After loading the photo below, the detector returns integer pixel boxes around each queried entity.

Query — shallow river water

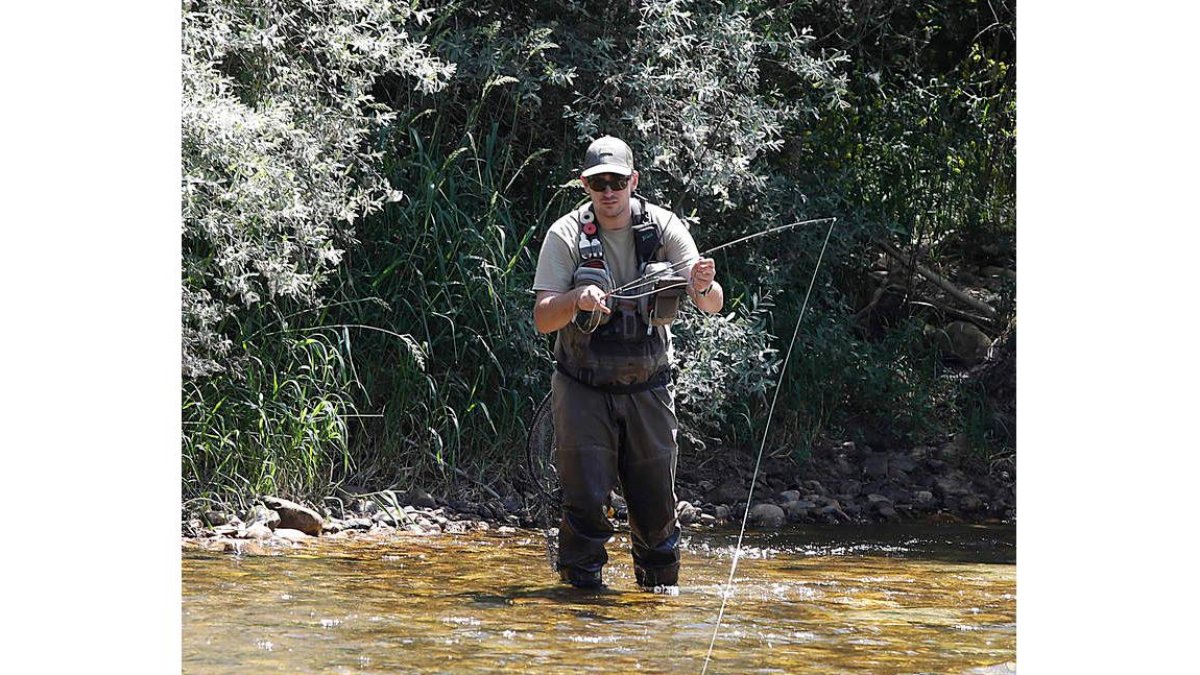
[182,523,1014,673]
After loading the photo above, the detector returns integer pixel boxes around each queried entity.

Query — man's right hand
[575,285,612,314]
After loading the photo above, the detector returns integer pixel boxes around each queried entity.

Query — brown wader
[551,369,680,588]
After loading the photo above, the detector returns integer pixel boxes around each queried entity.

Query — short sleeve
[532,223,578,293]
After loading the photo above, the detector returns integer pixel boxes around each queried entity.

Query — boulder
[748,503,786,529]
[262,497,323,536]
[708,477,749,505]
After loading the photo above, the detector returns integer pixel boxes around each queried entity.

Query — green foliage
[181,0,454,378]
[182,333,355,505]
[671,293,779,449]
[181,0,1016,504]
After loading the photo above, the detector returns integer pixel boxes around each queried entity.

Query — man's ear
[630,170,639,191]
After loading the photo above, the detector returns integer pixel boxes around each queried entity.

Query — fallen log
[873,238,999,319]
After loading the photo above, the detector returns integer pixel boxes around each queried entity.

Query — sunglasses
[585,174,630,192]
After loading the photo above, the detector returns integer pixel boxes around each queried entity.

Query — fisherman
[532,136,724,591]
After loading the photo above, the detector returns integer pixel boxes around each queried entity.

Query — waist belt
[555,362,670,394]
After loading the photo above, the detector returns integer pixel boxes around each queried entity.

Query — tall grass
[324,97,572,492]
[182,332,356,510]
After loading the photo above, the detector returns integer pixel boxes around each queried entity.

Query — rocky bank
[183,433,1013,552]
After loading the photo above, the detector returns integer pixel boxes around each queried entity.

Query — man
[532,135,723,591]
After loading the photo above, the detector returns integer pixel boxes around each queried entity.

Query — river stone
[840,480,863,497]
[699,513,717,526]
[877,505,899,521]
[863,453,889,479]
[202,510,230,527]
[714,505,731,520]
[273,528,310,541]
[783,501,811,523]
[242,523,274,540]
[935,475,972,499]
[676,501,702,525]
[748,503,786,529]
[866,493,893,507]
[244,505,281,530]
[801,480,827,496]
[778,490,801,503]
[708,477,749,505]
[960,495,984,512]
[262,497,323,536]
[944,321,992,366]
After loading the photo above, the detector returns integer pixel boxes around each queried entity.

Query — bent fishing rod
[605,217,837,300]
[698,215,838,675]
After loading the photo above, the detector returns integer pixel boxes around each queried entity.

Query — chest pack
[571,197,687,334]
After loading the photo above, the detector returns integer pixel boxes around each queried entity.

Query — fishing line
[700,216,837,675]
[605,217,837,298]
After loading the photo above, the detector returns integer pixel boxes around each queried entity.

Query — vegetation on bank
[182,0,1016,512]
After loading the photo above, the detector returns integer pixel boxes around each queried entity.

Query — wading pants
[551,370,681,587]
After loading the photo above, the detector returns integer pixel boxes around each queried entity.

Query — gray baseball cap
[581,135,634,177]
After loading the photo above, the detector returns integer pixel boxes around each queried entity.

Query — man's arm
[534,286,611,334]
[685,257,724,314]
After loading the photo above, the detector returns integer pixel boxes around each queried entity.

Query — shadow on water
[691,522,1016,566]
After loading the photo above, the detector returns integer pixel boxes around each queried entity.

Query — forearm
[687,281,724,313]
[534,289,584,334]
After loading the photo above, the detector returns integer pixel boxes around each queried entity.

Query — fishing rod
[605,217,837,300]
[699,215,838,674]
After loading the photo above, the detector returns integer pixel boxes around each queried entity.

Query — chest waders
[551,197,688,590]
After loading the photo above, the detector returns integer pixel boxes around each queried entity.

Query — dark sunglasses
[585,174,630,192]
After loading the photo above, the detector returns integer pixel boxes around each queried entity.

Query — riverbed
[182,523,1014,673]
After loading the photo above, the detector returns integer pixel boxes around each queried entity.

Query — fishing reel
[638,261,687,328]
[572,261,614,333]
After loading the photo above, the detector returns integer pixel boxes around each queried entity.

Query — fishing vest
[554,197,685,393]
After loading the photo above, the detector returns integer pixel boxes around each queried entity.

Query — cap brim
[581,164,633,177]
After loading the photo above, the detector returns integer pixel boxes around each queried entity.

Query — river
[182,523,1014,673]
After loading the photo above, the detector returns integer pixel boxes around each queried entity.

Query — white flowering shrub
[181,0,455,379]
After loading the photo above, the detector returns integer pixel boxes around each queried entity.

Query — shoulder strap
[630,196,664,265]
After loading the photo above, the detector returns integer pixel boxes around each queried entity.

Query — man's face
[582,171,639,227]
